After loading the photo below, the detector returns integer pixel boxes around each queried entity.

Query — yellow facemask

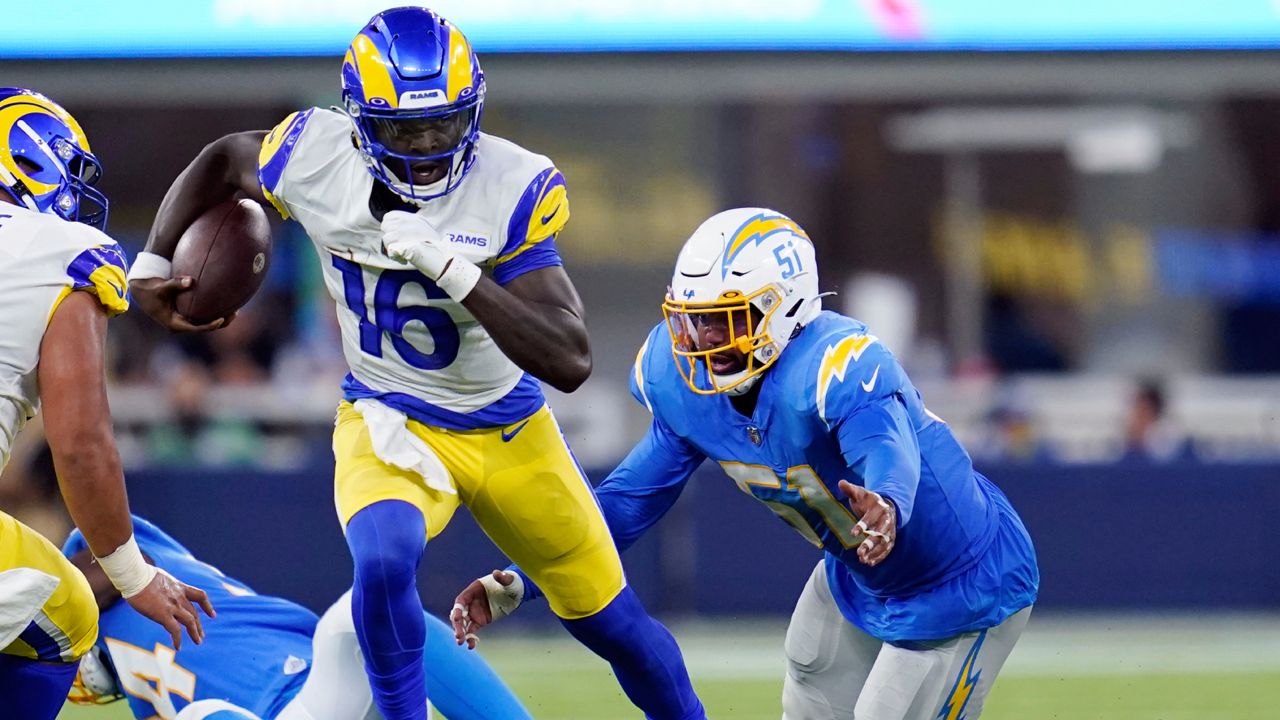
[661,286,784,395]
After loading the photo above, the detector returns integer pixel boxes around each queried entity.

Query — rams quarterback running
[0,88,212,719]
[456,208,1041,720]
[61,514,531,720]
[129,7,703,720]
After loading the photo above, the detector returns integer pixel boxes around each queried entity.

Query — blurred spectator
[172,299,292,385]
[145,361,263,467]
[1122,380,1190,462]
[970,386,1047,463]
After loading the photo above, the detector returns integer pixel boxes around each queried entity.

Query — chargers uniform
[573,311,1040,719]
[63,518,314,720]
[62,516,532,720]
[0,203,129,665]
[256,104,623,619]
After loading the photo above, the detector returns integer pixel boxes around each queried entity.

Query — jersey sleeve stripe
[65,244,130,317]
[497,167,569,263]
[491,237,562,285]
[633,337,653,413]
[815,333,877,425]
[257,109,315,220]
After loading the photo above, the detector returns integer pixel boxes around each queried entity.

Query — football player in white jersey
[0,87,212,720]
[128,8,705,720]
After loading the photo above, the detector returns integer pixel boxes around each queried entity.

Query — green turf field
[58,614,1280,719]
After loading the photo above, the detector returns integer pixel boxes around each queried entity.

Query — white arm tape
[479,571,525,622]
[126,252,173,282]
[96,534,159,598]
[435,258,483,302]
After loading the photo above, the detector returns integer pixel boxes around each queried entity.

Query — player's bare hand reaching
[126,570,216,650]
[838,480,897,567]
[451,570,525,649]
[129,276,231,333]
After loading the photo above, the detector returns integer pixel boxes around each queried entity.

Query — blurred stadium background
[3,1,1280,717]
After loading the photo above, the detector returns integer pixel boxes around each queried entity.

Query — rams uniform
[0,203,129,664]
[257,107,622,618]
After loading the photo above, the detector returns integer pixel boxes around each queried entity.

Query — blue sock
[0,653,78,720]
[346,500,429,720]
[562,587,705,720]
[421,610,533,720]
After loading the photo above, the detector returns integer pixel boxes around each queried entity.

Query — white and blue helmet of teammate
[663,208,821,396]
[0,88,108,229]
[340,7,485,203]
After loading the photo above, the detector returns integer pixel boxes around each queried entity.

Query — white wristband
[96,534,159,599]
[479,571,525,622]
[126,252,172,282]
[435,258,482,302]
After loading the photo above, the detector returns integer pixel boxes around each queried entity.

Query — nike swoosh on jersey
[501,420,531,442]
[540,207,560,225]
[861,365,881,393]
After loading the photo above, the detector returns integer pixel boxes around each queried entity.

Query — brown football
[172,198,272,324]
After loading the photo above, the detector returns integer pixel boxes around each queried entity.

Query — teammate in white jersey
[129,8,705,720]
[0,87,212,720]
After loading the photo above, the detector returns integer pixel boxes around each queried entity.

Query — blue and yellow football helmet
[341,7,485,203]
[0,88,107,229]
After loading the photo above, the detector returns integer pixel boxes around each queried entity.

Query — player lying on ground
[0,87,212,720]
[454,208,1041,720]
[128,7,703,720]
[62,514,532,720]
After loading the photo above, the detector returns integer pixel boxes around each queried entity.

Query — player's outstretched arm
[131,130,267,333]
[41,292,215,648]
[451,417,704,647]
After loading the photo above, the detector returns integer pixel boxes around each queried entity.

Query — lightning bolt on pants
[782,560,1032,720]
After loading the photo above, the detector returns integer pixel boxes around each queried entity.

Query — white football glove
[380,210,482,301]
[479,570,525,622]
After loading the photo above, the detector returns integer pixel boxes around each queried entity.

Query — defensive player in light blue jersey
[456,208,1040,720]
[62,515,532,720]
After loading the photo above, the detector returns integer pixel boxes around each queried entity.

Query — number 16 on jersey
[331,255,460,370]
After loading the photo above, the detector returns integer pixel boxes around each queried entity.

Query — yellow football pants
[0,510,97,662]
[333,402,624,619]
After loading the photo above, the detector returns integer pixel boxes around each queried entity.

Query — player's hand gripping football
[450,569,525,650]
[129,277,232,333]
[125,569,216,651]
[838,480,897,567]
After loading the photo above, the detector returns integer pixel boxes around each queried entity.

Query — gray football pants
[782,560,1031,720]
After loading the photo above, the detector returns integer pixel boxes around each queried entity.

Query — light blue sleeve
[422,611,532,719]
[814,336,922,527]
[594,416,706,553]
[516,415,705,602]
[833,394,922,527]
[515,329,704,601]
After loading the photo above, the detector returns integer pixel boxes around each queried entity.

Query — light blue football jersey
[603,312,1039,642]
[62,516,315,719]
